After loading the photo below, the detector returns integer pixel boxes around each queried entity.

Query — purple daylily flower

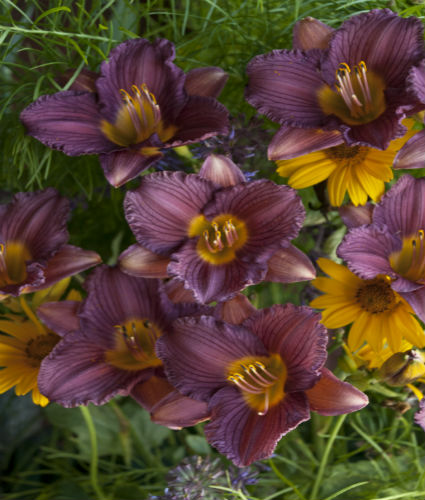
[37,266,208,417]
[338,175,425,322]
[157,305,368,466]
[20,38,229,187]
[0,188,100,296]
[121,155,314,304]
[246,9,425,151]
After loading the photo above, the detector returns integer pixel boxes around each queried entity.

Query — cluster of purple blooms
[6,7,425,467]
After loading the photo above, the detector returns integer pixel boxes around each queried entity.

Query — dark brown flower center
[25,332,60,368]
[390,230,425,283]
[226,354,287,415]
[318,61,386,126]
[355,276,396,313]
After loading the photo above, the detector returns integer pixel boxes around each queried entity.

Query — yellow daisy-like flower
[310,258,425,353]
[276,120,417,206]
[0,279,79,406]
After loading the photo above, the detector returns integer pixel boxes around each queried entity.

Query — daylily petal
[166,96,229,146]
[119,244,170,278]
[38,335,148,407]
[184,67,228,98]
[339,203,374,229]
[20,91,114,155]
[243,305,328,392]
[265,244,316,283]
[337,225,398,279]
[292,17,333,50]
[306,368,368,416]
[99,149,162,188]
[57,68,98,92]
[2,189,69,261]
[372,175,425,237]
[415,399,425,432]
[204,386,310,466]
[199,154,245,187]
[96,38,186,123]
[168,239,268,304]
[400,287,425,323]
[203,180,305,253]
[124,171,215,255]
[268,126,343,161]
[214,294,256,325]
[156,315,268,402]
[37,300,81,336]
[246,49,325,127]
[22,245,101,293]
[322,9,425,89]
[394,129,425,170]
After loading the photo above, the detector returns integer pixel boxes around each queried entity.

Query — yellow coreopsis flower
[276,120,418,206]
[310,258,425,353]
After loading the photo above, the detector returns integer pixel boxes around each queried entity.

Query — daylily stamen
[335,62,375,118]
[227,354,287,416]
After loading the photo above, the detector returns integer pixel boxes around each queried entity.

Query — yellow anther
[131,84,141,97]
[255,361,265,369]
[0,243,4,254]
[419,229,424,239]
[212,222,219,232]
[359,61,367,72]
[384,275,392,283]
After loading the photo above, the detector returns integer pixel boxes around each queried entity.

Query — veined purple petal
[156,315,268,402]
[79,266,175,347]
[339,203,374,229]
[124,171,215,255]
[292,17,333,50]
[205,386,310,466]
[38,334,149,407]
[168,239,269,304]
[337,225,398,279]
[1,189,69,261]
[22,245,101,293]
[373,175,425,236]
[37,300,81,336]
[56,68,98,92]
[199,154,245,187]
[243,304,327,392]
[164,278,197,303]
[246,49,325,127]
[0,262,45,296]
[100,149,162,188]
[166,96,229,146]
[204,180,305,253]
[341,102,408,150]
[214,294,256,325]
[306,368,368,416]
[268,126,343,161]
[322,9,425,88]
[20,91,114,155]
[400,287,425,323]
[394,129,425,170]
[131,375,175,412]
[265,244,316,283]
[96,38,186,124]
[184,67,228,98]
[408,60,425,104]
[119,244,169,278]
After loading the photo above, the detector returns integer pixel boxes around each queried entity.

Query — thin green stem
[269,459,307,500]
[79,405,108,500]
[310,414,347,500]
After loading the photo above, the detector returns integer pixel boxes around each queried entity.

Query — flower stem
[79,405,108,500]
[19,295,46,334]
[310,414,347,500]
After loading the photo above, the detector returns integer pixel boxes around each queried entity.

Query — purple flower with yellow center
[20,39,229,187]
[121,155,314,304]
[246,9,425,150]
[338,175,425,324]
[37,265,209,427]
[0,189,100,297]
[157,305,368,466]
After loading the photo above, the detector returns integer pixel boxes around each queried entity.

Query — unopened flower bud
[379,349,425,386]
